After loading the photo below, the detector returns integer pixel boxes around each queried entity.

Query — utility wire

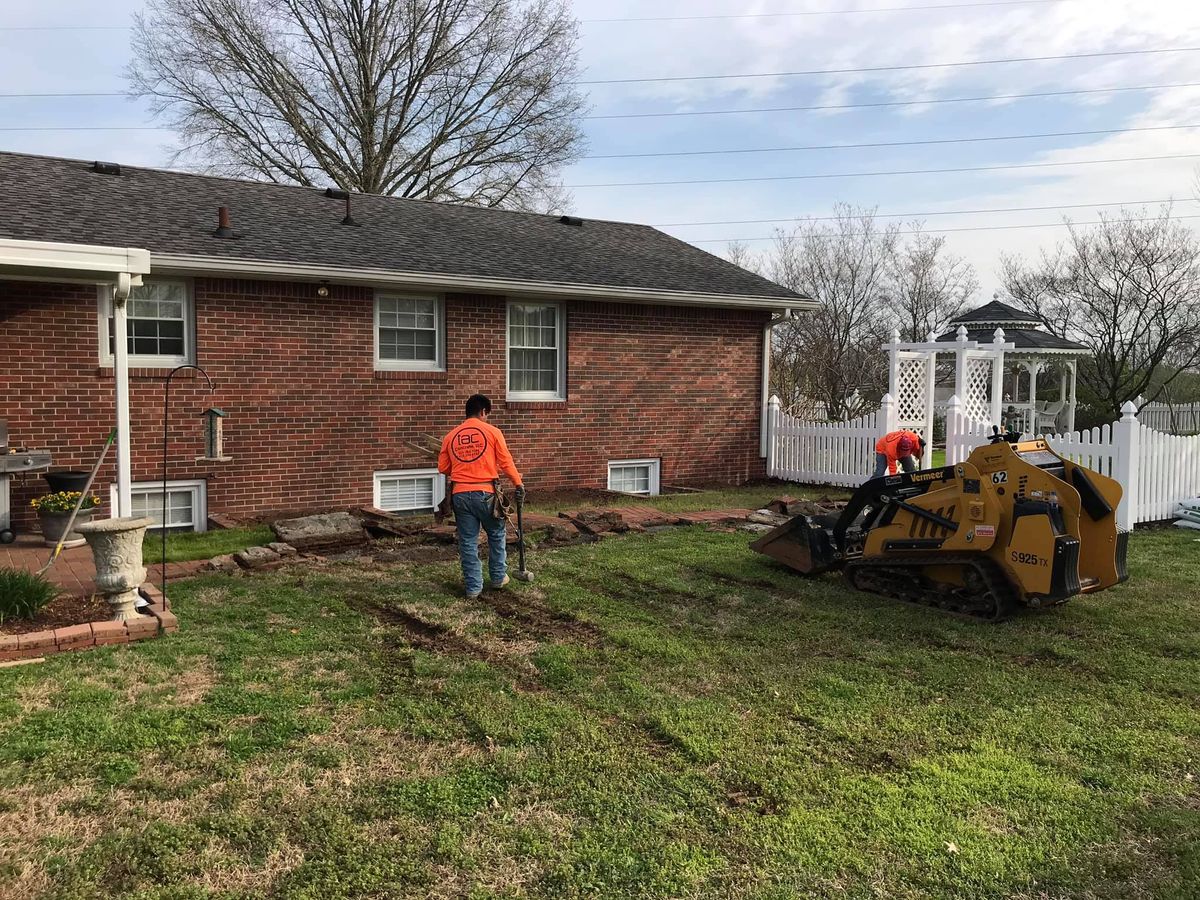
[577,46,1200,85]
[569,153,1200,188]
[584,123,1200,160]
[584,81,1200,120]
[0,91,125,98]
[682,213,1200,243]
[656,198,1181,227]
[0,126,165,132]
[581,0,1069,22]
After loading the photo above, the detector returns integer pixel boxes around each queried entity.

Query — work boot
[466,589,482,600]
[492,574,510,590]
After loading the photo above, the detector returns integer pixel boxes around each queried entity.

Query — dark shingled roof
[950,299,1042,325]
[0,151,805,303]
[937,326,1088,352]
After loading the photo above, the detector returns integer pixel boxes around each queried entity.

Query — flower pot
[37,507,95,549]
[75,517,155,621]
[44,471,92,493]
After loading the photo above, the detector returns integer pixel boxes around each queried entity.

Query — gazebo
[937,300,1089,434]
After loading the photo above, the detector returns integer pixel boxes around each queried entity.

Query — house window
[111,480,207,533]
[376,295,444,370]
[99,279,194,367]
[608,459,661,496]
[507,301,565,400]
[374,469,446,514]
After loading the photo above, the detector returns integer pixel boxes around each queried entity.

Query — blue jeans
[872,453,918,478]
[452,491,507,595]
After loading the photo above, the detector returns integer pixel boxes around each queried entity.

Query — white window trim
[97,278,195,368]
[607,459,661,496]
[374,293,445,372]
[110,479,207,533]
[506,300,566,402]
[373,468,447,514]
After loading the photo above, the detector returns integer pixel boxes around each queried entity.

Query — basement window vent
[559,215,584,227]
[607,459,661,497]
[374,469,446,515]
[92,161,121,176]
[325,187,349,200]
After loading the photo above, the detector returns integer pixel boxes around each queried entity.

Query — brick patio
[2,533,207,598]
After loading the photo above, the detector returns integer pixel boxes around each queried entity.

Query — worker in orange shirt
[439,394,524,599]
[873,429,926,478]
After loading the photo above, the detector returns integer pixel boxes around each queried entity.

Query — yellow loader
[751,433,1128,620]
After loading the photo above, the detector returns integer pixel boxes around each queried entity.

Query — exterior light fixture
[316,283,330,298]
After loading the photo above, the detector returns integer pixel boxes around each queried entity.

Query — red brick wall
[1,277,768,528]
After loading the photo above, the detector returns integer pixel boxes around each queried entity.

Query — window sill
[505,398,568,410]
[374,369,448,381]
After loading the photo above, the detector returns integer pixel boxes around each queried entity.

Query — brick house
[0,151,810,535]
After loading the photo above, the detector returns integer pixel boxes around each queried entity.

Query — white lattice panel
[895,356,928,427]
[964,357,993,423]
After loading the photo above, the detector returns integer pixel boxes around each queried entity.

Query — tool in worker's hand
[751,436,1127,621]
[37,428,116,577]
[514,488,534,582]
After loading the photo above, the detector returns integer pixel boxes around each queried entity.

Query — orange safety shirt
[438,417,523,494]
[874,429,923,475]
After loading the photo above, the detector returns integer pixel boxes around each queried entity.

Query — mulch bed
[1,593,110,636]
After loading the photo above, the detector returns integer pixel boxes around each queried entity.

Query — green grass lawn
[2,527,1197,898]
[526,483,850,518]
[143,525,275,564]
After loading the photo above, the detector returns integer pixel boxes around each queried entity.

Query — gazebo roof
[950,300,1043,327]
[936,326,1089,354]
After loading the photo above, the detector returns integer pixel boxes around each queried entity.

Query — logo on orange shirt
[451,426,488,463]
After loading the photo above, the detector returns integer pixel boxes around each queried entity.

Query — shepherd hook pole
[161,365,214,607]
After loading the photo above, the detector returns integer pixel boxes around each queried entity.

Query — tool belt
[434,480,513,525]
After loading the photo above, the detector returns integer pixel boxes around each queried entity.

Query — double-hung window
[99,279,194,367]
[608,459,661,496]
[374,469,446,515]
[507,301,565,400]
[376,295,444,370]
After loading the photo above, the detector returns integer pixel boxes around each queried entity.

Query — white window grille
[374,469,446,514]
[507,301,565,400]
[375,295,444,370]
[98,279,194,367]
[607,459,661,496]
[111,480,207,533]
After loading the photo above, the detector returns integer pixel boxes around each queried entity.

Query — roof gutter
[0,238,150,286]
[150,253,814,312]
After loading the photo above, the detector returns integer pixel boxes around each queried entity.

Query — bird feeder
[201,407,230,461]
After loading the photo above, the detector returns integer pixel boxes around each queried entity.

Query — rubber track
[843,553,1021,622]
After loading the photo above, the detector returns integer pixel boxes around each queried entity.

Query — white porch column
[111,283,133,517]
[1027,360,1040,434]
[1067,359,1078,433]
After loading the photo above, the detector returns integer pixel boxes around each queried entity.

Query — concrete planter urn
[75,517,155,622]
[37,508,95,549]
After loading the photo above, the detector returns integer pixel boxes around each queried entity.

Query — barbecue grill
[0,419,53,543]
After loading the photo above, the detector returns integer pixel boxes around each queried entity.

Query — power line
[584,123,1200,160]
[656,198,1181,227]
[0,126,164,132]
[569,153,1200,188]
[682,213,1200,243]
[577,46,1200,85]
[584,81,1200,120]
[581,0,1068,22]
[0,91,125,98]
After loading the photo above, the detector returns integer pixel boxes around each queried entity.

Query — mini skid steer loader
[751,432,1129,620]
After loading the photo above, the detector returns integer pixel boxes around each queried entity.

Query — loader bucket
[749,515,841,575]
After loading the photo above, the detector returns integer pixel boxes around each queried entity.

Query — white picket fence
[1138,401,1200,435]
[768,394,1200,529]
[766,396,891,487]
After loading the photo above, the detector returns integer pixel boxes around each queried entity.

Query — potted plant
[30,491,101,549]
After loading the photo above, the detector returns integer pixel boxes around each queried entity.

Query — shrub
[30,491,101,514]
[0,568,59,623]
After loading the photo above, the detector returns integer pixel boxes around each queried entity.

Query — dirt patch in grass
[474,590,604,647]
[0,592,111,635]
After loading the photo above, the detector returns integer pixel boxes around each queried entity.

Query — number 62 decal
[991,471,1008,484]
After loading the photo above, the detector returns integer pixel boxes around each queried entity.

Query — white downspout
[111,273,136,517]
[760,310,793,458]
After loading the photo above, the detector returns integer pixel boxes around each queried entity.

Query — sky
[3,0,1200,296]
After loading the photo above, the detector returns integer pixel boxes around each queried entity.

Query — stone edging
[0,584,178,664]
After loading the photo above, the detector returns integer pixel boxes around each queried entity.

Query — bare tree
[767,205,898,420]
[725,240,763,276]
[885,225,978,341]
[1001,207,1200,417]
[128,0,587,210]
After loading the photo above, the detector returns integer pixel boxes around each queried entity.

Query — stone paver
[2,533,204,598]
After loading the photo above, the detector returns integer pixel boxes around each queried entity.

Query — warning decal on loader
[974,525,996,539]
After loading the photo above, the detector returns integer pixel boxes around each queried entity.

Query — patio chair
[1034,400,1066,433]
